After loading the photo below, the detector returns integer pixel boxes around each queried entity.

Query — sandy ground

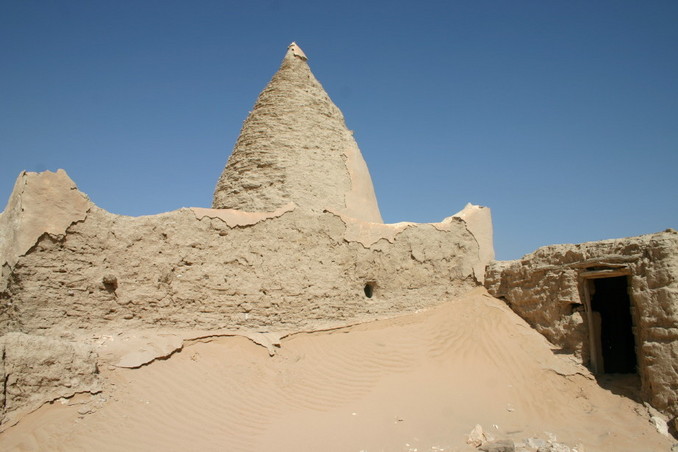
[0,288,674,451]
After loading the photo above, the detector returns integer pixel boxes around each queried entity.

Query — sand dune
[0,288,672,451]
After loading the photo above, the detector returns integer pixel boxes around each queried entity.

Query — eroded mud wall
[1,204,481,336]
[485,230,678,418]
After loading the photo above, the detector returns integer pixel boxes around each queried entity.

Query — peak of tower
[286,42,307,60]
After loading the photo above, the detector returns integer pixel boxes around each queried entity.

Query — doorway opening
[584,273,637,374]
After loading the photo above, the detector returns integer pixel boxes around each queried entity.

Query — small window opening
[363,282,375,298]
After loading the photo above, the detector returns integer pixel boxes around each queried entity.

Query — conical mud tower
[0,42,502,427]
[213,43,383,223]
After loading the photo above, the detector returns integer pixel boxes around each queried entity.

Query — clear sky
[1,0,676,260]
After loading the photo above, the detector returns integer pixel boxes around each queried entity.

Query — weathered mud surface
[212,43,383,223]
[0,332,100,424]
[486,229,678,419]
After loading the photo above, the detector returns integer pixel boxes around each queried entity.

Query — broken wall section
[485,229,678,420]
[0,170,91,274]
[0,332,100,425]
[1,170,493,338]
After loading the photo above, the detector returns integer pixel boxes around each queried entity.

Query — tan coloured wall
[485,230,678,419]
[0,171,489,338]
[0,333,100,424]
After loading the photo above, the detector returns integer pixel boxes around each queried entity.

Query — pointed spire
[212,43,383,223]
[286,42,307,60]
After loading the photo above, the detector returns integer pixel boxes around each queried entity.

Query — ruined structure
[0,42,675,434]
[0,43,493,422]
[486,229,678,420]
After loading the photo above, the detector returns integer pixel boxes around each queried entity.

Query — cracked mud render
[0,42,675,452]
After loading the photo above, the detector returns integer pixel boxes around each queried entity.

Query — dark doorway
[590,276,637,373]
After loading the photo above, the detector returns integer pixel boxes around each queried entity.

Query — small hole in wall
[364,282,375,298]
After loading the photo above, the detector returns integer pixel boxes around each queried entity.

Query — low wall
[0,170,491,336]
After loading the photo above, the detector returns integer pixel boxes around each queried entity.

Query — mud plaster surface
[212,45,382,223]
[486,229,678,419]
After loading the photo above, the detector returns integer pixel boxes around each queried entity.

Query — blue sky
[1,0,676,260]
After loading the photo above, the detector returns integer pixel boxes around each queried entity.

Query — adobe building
[0,42,675,431]
[485,229,678,420]
[0,43,493,422]
[0,43,493,337]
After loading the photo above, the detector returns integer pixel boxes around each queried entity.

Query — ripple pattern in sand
[1,291,668,452]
